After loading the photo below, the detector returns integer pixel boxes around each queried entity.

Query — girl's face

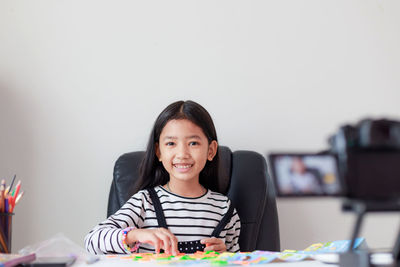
[156,119,218,185]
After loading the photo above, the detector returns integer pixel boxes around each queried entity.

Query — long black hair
[135,100,219,192]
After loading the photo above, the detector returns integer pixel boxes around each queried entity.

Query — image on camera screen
[269,154,342,196]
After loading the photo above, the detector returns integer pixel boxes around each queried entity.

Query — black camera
[329,118,400,201]
[269,118,400,200]
[269,118,400,267]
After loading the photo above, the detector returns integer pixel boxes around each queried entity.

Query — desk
[73,253,394,267]
[74,258,336,267]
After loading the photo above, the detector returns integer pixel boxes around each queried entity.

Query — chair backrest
[107,146,280,252]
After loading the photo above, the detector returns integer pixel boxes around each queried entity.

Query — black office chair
[107,146,280,252]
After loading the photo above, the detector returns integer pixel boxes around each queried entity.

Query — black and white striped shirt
[85,186,241,254]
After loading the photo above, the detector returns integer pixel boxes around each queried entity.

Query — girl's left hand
[200,237,226,253]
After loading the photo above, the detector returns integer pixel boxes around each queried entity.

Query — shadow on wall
[0,84,35,252]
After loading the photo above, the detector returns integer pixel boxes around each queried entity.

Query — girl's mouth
[173,164,193,171]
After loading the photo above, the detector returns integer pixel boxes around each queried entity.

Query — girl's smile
[173,163,193,172]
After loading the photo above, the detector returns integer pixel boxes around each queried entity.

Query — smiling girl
[85,100,240,255]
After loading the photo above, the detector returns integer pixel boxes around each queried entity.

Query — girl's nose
[176,144,189,158]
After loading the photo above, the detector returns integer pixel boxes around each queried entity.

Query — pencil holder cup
[0,213,13,253]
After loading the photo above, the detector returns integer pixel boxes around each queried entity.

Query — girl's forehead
[160,119,206,138]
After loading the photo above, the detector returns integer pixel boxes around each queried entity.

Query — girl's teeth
[175,165,191,169]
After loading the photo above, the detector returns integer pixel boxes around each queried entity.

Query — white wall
[1,0,399,252]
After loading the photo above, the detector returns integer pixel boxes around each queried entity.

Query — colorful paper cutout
[105,238,365,265]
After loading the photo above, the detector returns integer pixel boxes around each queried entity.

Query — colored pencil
[15,191,24,205]
[0,220,9,253]
[13,181,21,198]
[8,175,16,193]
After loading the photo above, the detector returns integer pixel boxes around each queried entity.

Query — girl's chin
[170,172,199,182]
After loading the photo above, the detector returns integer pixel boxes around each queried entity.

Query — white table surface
[73,252,394,267]
[74,258,336,267]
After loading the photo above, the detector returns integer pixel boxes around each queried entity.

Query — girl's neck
[165,180,206,198]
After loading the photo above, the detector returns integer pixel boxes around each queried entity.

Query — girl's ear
[207,140,218,161]
[155,143,162,161]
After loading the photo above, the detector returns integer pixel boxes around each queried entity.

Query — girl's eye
[189,141,199,146]
[166,142,175,146]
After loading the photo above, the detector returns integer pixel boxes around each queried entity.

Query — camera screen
[268,154,342,197]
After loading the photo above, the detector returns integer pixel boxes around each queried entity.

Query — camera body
[269,118,400,200]
[329,118,400,201]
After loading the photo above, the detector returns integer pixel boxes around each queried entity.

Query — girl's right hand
[127,228,179,255]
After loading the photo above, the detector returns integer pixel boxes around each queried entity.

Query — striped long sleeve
[84,192,147,254]
[221,207,241,252]
[84,186,240,254]
[208,191,241,252]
